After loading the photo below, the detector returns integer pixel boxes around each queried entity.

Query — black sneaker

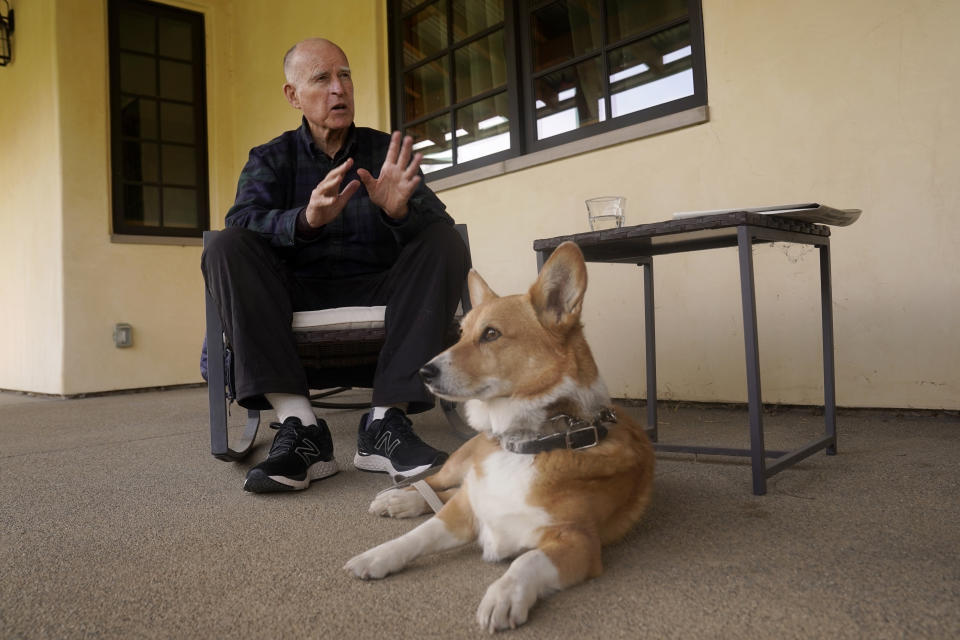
[243,417,338,493]
[353,409,448,482]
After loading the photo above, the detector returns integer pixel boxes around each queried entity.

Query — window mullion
[154,15,164,228]
[600,0,610,123]
[446,0,457,167]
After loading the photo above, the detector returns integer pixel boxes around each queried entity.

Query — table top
[533,211,832,263]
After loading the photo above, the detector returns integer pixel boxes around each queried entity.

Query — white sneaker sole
[352,453,437,483]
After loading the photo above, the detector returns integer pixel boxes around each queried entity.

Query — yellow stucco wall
[0,0,387,396]
[1,0,956,409]
[435,0,960,409]
[0,0,64,394]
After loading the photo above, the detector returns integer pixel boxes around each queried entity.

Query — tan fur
[346,242,654,632]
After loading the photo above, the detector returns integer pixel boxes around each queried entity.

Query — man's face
[285,41,355,137]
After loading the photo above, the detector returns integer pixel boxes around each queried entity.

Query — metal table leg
[820,243,838,455]
[737,226,767,495]
[641,258,658,441]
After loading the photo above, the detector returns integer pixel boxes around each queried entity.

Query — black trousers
[201,222,470,413]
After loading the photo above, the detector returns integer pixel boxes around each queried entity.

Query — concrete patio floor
[1,386,958,639]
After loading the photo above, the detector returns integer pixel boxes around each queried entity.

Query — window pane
[159,60,193,101]
[455,92,510,164]
[161,145,196,186]
[605,0,688,43]
[404,58,450,121]
[531,0,602,72]
[407,114,453,174]
[160,102,194,143]
[121,97,158,139]
[123,141,159,182]
[123,184,161,226]
[120,53,157,96]
[163,187,200,227]
[403,1,446,66]
[534,57,605,140]
[609,23,693,118]
[452,0,504,42]
[158,18,192,60]
[454,30,506,102]
[118,11,155,54]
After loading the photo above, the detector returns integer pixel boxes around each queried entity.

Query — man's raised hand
[304,158,361,228]
[357,132,423,220]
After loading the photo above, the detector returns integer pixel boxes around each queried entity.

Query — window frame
[388,0,707,183]
[107,0,210,239]
[388,0,524,175]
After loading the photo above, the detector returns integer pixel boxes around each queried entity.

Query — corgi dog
[344,241,654,633]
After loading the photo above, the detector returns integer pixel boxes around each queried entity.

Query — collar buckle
[566,425,600,450]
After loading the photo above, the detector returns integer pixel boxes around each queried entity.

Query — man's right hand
[304,158,361,228]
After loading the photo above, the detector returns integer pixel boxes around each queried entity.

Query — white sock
[367,404,409,430]
[265,393,317,426]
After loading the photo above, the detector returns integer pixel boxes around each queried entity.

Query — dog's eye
[480,327,501,343]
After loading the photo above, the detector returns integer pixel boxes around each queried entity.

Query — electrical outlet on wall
[114,323,133,348]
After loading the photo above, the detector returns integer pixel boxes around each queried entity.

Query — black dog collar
[503,408,617,454]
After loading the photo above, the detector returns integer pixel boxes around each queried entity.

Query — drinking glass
[586,196,625,231]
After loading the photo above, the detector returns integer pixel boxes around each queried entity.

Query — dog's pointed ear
[468,269,499,307]
[529,242,587,333]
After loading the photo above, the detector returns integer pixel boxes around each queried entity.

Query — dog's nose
[419,362,439,384]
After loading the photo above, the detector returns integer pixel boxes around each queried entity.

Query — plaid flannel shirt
[225,119,454,278]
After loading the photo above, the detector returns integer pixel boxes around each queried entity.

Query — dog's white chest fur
[466,450,552,562]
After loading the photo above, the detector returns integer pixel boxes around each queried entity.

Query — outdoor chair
[201,224,473,461]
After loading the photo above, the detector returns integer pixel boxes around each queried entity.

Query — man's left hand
[357,132,423,220]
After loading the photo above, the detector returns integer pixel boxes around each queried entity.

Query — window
[108,0,209,238]
[389,0,706,180]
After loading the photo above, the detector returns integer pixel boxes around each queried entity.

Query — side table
[533,211,841,495]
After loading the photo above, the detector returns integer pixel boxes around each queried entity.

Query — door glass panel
[160,102,194,143]
[406,113,453,174]
[403,1,447,66]
[123,184,161,226]
[452,0,504,42]
[118,11,155,54]
[121,97,158,139]
[163,187,200,227]
[455,92,510,164]
[404,58,450,121]
[158,18,192,60]
[534,57,605,140]
[605,0,688,43]
[120,53,157,96]
[123,141,159,182]
[454,30,506,102]
[161,144,196,186]
[531,0,602,72]
[609,23,693,118]
[159,60,193,101]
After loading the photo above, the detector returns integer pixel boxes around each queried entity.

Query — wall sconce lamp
[0,0,13,67]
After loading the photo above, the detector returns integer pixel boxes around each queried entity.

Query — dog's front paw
[369,487,428,518]
[476,574,537,633]
[343,545,402,580]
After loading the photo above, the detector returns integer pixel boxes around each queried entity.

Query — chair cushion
[292,306,386,332]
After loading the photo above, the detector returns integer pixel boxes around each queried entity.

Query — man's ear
[467,269,498,307]
[283,83,300,109]
[529,242,587,333]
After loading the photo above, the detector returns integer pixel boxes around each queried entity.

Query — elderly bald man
[202,38,469,494]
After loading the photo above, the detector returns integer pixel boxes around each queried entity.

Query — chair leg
[204,259,260,461]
